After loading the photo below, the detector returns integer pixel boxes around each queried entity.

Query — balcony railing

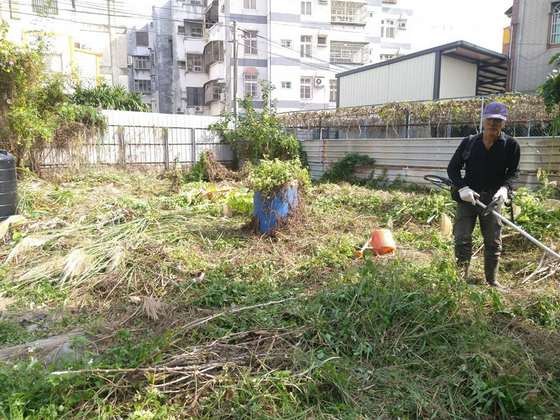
[330,41,368,65]
[331,1,367,25]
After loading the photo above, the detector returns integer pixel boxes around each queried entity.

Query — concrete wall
[511,0,560,92]
[301,137,560,188]
[338,53,436,107]
[439,55,477,99]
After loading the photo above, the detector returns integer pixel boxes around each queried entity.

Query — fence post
[117,126,126,167]
[405,111,410,139]
[163,128,170,170]
[191,128,197,165]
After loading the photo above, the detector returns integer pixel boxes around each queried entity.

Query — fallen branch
[51,362,227,376]
[180,297,300,333]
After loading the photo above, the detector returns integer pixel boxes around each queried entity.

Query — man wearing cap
[447,102,521,288]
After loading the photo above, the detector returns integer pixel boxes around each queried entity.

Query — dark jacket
[447,132,520,195]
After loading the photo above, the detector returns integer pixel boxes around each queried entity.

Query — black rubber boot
[485,258,504,289]
[457,260,470,282]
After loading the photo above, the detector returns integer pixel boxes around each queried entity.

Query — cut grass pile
[0,169,560,418]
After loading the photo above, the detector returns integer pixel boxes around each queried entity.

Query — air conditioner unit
[127,56,133,67]
[195,106,203,114]
[314,77,325,88]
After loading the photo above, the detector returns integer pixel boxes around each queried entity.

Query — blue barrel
[253,184,299,234]
[0,150,17,221]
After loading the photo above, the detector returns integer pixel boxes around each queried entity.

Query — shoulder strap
[461,134,476,162]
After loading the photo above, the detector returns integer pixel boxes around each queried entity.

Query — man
[447,102,520,288]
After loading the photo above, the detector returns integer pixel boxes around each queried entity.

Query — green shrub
[248,159,310,196]
[71,82,149,112]
[210,83,301,165]
[321,153,375,183]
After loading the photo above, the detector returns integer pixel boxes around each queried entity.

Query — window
[178,25,185,35]
[551,3,560,44]
[244,31,258,55]
[186,21,203,38]
[32,0,58,15]
[187,87,204,107]
[300,35,312,58]
[281,81,292,89]
[135,31,149,47]
[281,39,292,49]
[381,19,396,38]
[134,80,152,93]
[398,19,407,31]
[330,41,368,64]
[331,1,366,25]
[380,53,396,61]
[187,54,203,72]
[329,79,337,102]
[133,56,151,70]
[244,0,256,9]
[301,1,311,15]
[244,73,258,98]
[177,60,186,69]
[300,77,312,99]
[317,35,327,47]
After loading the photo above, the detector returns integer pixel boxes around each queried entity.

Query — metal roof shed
[336,41,508,108]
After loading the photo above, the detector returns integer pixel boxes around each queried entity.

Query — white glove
[493,186,509,204]
[459,187,479,205]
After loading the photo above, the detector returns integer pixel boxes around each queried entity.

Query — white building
[1,0,130,87]
[140,0,414,115]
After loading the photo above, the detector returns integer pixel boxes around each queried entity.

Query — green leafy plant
[0,23,106,169]
[539,53,560,134]
[210,83,301,165]
[248,159,310,197]
[71,82,149,112]
[321,153,375,183]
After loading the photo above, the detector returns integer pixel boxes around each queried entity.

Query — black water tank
[0,150,17,221]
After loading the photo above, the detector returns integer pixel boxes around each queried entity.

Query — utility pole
[233,21,238,121]
[224,0,232,113]
[107,0,117,86]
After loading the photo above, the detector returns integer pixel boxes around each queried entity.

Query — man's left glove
[493,186,509,204]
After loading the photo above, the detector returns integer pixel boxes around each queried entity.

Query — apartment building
[506,0,560,92]
[1,0,129,87]
[136,0,413,115]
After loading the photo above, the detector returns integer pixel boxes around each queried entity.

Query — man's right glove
[459,186,479,205]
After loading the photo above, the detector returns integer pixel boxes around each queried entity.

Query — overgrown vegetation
[210,83,301,166]
[1,170,560,418]
[71,83,149,112]
[539,53,560,134]
[321,153,376,183]
[0,23,106,169]
[248,158,310,196]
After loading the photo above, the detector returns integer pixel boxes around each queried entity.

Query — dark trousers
[454,201,503,282]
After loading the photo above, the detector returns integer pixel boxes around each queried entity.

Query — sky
[410,0,512,53]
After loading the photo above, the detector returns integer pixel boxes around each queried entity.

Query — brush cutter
[424,175,560,261]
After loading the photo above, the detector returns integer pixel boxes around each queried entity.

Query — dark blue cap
[482,102,508,121]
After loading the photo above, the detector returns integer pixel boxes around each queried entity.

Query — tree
[210,83,301,167]
[538,53,560,134]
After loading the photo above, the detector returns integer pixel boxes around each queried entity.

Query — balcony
[331,1,367,26]
[205,0,219,30]
[204,79,225,105]
[330,41,369,65]
[203,40,223,73]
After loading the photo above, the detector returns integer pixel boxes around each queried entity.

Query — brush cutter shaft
[424,174,560,261]
[475,199,560,260]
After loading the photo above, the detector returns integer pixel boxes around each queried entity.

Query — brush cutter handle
[423,175,454,190]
